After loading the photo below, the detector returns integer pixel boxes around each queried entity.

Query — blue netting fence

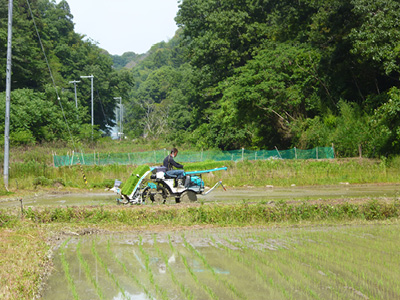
[53,147,334,167]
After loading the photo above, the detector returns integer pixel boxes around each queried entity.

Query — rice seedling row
[182,234,247,300]
[76,241,105,300]
[255,230,377,298]
[59,239,79,300]
[41,225,400,300]
[323,232,400,299]
[90,239,128,299]
[300,230,398,297]
[168,235,219,300]
[326,234,399,287]
[153,237,194,300]
[224,236,322,299]
[106,240,155,299]
[138,235,169,300]
[259,227,400,299]
[209,235,293,299]
[178,250,219,300]
[243,231,347,298]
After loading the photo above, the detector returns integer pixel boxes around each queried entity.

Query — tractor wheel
[152,193,165,203]
[180,190,197,203]
[141,187,151,202]
[150,185,168,204]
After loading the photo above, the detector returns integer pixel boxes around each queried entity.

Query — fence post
[332,143,335,158]
[275,146,282,159]
[71,150,74,166]
[294,147,297,159]
[359,144,362,158]
[255,151,257,160]
[94,151,96,165]
[242,148,244,161]
[201,148,203,161]
[128,153,131,165]
[316,147,319,159]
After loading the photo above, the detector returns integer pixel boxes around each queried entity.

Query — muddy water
[43,226,400,300]
[0,192,116,208]
[0,184,399,209]
[200,183,400,203]
[43,229,286,300]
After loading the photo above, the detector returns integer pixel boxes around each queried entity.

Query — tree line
[1,0,400,158]
[127,0,400,157]
[0,0,134,145]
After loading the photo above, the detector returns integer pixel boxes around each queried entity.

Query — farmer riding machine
[111,165,227,204]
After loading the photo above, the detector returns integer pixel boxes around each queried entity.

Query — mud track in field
[0,183,399,208]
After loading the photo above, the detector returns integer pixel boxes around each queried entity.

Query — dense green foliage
[121,0,400,157]
[0,0,134,144]
[2,0,400,157]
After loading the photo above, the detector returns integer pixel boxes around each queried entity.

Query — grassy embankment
[2,150,400,196]
[2,140,400,196]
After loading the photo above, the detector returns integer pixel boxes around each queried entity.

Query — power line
[26,0,78,150]
[26,0,88,184]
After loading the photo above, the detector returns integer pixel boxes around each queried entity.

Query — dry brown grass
[0,223,50,299]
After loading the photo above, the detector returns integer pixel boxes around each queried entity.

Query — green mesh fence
[53,147,334,167]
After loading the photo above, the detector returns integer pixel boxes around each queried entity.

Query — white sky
[57,0,180,55]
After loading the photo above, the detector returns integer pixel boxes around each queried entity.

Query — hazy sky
[58,0,180,55]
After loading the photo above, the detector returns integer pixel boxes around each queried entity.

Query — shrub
[10,130,36,146]
[33,176,52,187]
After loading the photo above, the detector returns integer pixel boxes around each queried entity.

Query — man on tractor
[163,148,185,181]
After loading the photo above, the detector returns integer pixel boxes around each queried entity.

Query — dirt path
[0,183,399,208]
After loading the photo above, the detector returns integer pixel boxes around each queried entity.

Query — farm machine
[111,166,227,204]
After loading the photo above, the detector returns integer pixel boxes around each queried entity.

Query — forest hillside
[1,0,400,158]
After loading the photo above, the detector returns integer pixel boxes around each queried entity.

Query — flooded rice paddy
[11,183,398,299]
[43,225,400,299]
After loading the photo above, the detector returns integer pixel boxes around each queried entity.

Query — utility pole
[4,0,13,190]
[114,97,122,140]
[68,80,80,109]
[80,75,94,139]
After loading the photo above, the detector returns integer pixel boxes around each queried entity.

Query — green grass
[0,223,50,299]
[3,157,400,194]
[15,199,400,226]
[2,136,400,193]
[1,136,400,194]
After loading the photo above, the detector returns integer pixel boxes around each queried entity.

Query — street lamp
[80,75,94,139]
[114,97,123,140]
[4,0,13,190]
[68,80,80,109]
